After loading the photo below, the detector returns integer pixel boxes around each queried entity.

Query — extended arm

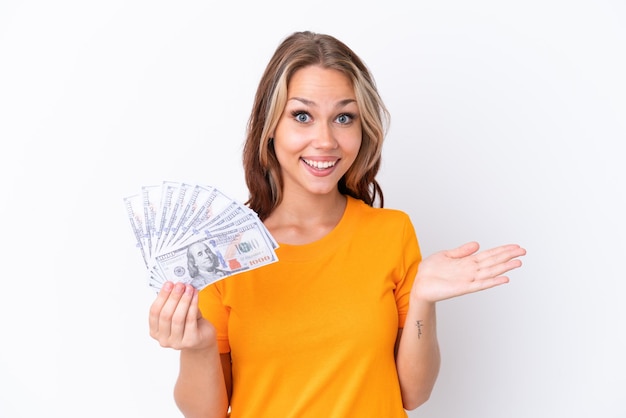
[396,242,526,410]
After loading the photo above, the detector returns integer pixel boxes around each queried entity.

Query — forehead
[287,65,355,99]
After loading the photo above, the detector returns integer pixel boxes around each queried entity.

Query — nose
[312,122,338,149]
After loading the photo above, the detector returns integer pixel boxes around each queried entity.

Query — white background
[1,1,624,417]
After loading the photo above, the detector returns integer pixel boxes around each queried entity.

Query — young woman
[149,31,526,418]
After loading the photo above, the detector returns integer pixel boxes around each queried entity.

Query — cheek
[342,132,363,159]
[273,135,305,165]
[274,118,310,150]
[272,146,289,171]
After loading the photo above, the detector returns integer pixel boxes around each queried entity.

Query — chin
[306,186,341,196]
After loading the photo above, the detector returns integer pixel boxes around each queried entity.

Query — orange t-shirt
[199,196,421,417]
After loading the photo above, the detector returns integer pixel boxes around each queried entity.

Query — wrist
[408,295,437,316]
[410,287,437,306]
[180,340,220,360]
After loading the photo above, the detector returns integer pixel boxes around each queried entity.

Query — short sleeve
[198,281,231,353]
[394,214,422,327]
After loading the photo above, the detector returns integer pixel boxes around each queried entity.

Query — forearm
[174,344,229,418]
[396,299,441,410]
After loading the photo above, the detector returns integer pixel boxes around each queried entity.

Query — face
[189,242,217,271]
[273,65,362,199]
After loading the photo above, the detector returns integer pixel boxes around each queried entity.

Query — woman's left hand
[411,241,526,303]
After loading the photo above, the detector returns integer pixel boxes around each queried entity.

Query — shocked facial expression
[273,65,362,199]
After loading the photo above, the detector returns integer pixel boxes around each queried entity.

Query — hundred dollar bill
[141,184,160,258]
[168,185,234,249]
[157,182,193,254]
[124,193,149,269]
[164,184,214,250]
[190,202,278,250]
[125,181,279,292]
[152,181,177,255]
[176,200,240,247]
[152,221,278,291]
[124,192,166,285]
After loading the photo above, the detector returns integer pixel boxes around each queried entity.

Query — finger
[183,288,202,337]
[155,282,187,343]
[476,258,523,281]
[186,287,201,325]
[149,281,175,337]
[169,284,196,343]
[475,244,526,266]
[445,241,480,259]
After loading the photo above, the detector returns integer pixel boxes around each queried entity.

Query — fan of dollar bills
[124,181,279,292]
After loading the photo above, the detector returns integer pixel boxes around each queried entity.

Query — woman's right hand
[149,281,217,350]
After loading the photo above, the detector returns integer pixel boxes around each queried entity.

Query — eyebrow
[288,97,357,108]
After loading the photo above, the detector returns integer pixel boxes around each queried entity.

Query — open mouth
[302,158,338,170]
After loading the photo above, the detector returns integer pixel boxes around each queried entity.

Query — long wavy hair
[243,31,390,220]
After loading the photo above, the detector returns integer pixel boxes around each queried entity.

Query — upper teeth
[303,159,337,169]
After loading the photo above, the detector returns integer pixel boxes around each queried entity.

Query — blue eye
[292,111,311,123]
[336,113,354,124]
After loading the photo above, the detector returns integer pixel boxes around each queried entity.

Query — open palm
[412,242,526,303]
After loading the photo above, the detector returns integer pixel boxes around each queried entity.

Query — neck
[264,191,347,245]
[283,191,345,219]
